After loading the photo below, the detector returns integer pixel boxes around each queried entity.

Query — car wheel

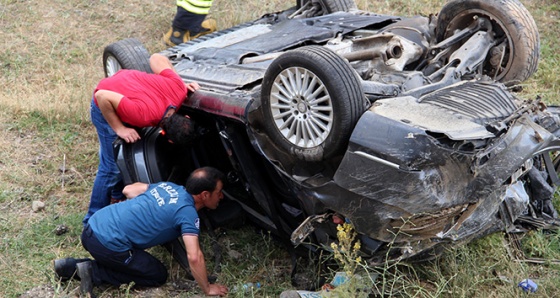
[261,46,366,162]
[102,38,152,77]
[436,0,539,84]
[297,0,357,14]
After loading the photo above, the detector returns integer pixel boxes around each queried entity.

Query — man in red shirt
[83,53,199,225]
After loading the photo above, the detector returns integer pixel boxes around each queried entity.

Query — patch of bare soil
[0,112,48,203]
[18,285,57,298]
[0,111,86,213]
[18,281,200,298]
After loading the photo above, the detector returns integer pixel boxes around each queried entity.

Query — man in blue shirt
[54,167,228,297]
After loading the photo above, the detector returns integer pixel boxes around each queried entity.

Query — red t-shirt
[94,68,187,127]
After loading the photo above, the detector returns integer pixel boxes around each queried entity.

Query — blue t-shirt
[89,182,200,252]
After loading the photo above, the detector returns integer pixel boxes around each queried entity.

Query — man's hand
[207,284,228,296]
[183,235,229,296]
[185,82,200,92]
[116,127,141,143]
[95,90,140,143]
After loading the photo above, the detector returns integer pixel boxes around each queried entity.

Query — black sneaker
[53,258,90,281]
[76,261,95,297]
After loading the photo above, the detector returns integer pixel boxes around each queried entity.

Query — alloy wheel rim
[270,67,334,148]
[105,56,122,77]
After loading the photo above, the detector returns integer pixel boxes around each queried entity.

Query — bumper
[331,109,555,243]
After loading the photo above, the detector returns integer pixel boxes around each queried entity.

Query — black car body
[104,0,560,263]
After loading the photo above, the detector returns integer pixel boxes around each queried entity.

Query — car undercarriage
[104,0,560,266]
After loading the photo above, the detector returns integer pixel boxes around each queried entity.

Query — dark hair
[160,113,195,147]
[185,167,225,195]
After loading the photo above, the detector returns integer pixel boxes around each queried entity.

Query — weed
[330,223,363,276]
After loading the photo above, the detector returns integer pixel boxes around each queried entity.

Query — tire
[322,0,357,12]
[297,0,357,13]
[261,46,366,162]
[162,238,192,277]
[436,0,539,84]
[102,38,152,77]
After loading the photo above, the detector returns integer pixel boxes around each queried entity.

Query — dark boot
[163,27,187,46]
[53,258,91,281]
[76,261,95,297]
[162,19,217,46]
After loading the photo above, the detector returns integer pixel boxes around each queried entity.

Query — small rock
[55,224,69,235]
[228,249,243,260]
[171,279,197,291]
[19,284,55,298]
[31,201,45,212]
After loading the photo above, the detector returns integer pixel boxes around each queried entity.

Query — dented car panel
[334,108,555,243]
[106,0,560,262]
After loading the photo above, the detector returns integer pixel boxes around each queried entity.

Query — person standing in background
[163,0,216,46]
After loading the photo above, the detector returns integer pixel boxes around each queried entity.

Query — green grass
[1,0,560,297]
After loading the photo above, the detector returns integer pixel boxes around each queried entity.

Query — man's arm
[150,53,201,94]
[183,235,228,296]
[94,90,141,143]
[122,182,149,199]
[149,53,176,75]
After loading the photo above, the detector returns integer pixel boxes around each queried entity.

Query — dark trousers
[83,99,124,226]
[173,6,206,32]
[81,225,168,287]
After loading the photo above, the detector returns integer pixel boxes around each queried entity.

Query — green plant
[330,223,363,276]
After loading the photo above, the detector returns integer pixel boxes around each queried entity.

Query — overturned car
[104,0,560,264]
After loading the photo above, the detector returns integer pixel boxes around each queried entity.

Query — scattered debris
[233,282,261,293]
[280,290,302,298]
[518,279,538,293]
[330,272,349,287]
[280,272,354,297]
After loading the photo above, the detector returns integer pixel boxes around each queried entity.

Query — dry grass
[1,0,559,297]
[1,0,168,121]
[1,0,557,119]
